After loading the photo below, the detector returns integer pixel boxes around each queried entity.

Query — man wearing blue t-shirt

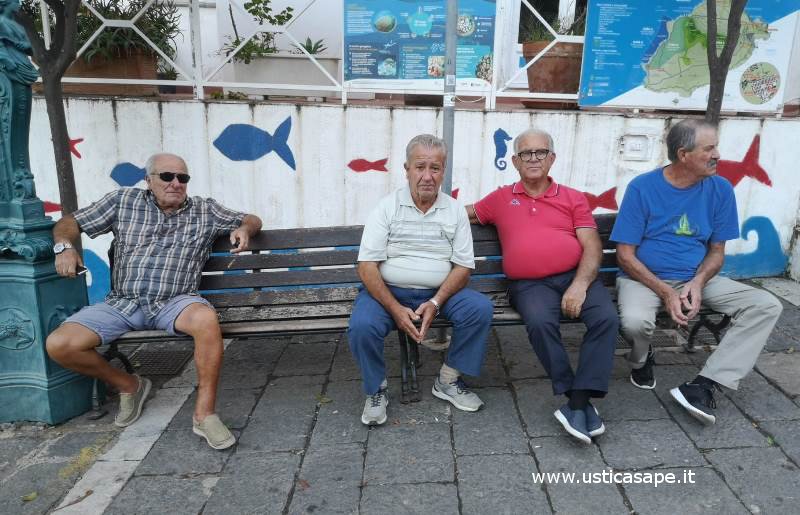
[611,119,782,425]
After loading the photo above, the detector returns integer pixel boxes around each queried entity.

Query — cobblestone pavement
[2,280,799,514]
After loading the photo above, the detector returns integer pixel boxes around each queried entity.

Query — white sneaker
[432,377,484,412]
[361,384,388,426]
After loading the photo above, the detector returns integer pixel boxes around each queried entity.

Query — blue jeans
[347,286,493,395]
[509,270,618,397]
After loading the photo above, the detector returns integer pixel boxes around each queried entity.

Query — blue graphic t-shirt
[610,168,739,280]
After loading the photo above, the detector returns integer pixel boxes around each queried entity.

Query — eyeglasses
[516,149,552,162]
[151,172,191,184]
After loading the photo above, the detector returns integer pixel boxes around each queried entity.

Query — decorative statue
[0,0,39,203]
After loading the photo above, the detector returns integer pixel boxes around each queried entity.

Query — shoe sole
[192,426,236,450]
[629,375,656,390]
[432,386,483,412]
[553,409,592,444]
[114,377,152,428]
[670,387,716,425]
[588,407,605,437]
[361,399,388,426]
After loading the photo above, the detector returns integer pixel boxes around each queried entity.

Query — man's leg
[509,278,573,395]
[695,276,783,390]
[168,297,235,449]
[46,304,141,393]
[574,279,618,394]
[432,288,493,412]
[617,277,662,388]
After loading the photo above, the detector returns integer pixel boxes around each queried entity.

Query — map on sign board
[579,0,799,112]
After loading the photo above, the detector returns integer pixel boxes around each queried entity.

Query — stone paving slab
[0,436,39,482]
[531,436,628,513]
[238,376,325,453]
[496,327,549,380]
[223,338,288,363]
[273,341,337,376]
[752,277,800,306]
[308,380,369,446]
[289,443,363,515]
[217,358,272,390]
[134,428,234,476]
[706,447,800,514]
[652,365,768,450]
[457,454,550,515]
[759,420,800,465]
[594,378,668,421]
[468,339,509,388]
[363,423,453,484]
[54,460,138,515]
[360,483,459,515]
[385,376,452,426]
[756,351,800,398]
[623,467,747,515]
[452,387,529,456]
[598,419,706,470]
[106,476,213,515]
[725,371,800,422]
[202,452,300,515]
[513,379,565,438]
[167,388,262,431]
[0,461,81,515]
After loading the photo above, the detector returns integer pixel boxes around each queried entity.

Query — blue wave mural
[722,216,787,279]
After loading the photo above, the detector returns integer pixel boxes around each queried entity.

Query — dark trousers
[509,270,618,398]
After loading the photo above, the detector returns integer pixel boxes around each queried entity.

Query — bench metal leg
[87,342,135,420]
[684,314,732,352]
[399,331,421,404]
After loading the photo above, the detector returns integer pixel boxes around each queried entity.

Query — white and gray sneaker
[432,377,484,412]
[361,383,389,426]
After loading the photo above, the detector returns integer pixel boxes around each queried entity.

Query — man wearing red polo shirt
[466,128,619,445]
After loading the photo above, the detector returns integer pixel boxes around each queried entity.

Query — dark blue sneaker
[584,403,605,437]
[554,404,591,444]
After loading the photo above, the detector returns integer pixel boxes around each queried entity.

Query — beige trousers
[617,275,783,390]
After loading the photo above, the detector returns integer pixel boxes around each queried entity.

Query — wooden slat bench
[108,213,729,402]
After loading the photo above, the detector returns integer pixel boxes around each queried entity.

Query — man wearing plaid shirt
[46,153,262,450]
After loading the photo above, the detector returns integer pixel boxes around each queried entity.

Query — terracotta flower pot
[521,41,583,109]
[62,50,159,96]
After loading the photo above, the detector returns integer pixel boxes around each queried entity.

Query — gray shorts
[64,294,214,345]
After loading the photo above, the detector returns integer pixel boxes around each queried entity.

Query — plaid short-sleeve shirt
[73,188,246,318]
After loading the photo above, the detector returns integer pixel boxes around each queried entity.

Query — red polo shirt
[473,180,596,279]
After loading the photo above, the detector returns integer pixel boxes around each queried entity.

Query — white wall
[29,98,800,286]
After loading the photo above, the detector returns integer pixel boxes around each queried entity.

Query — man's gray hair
[405,134,448,164]
[666,119,717,162]
[144,153,187,175]
[513,128,555,153]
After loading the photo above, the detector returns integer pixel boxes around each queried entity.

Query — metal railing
[41,0,585,109]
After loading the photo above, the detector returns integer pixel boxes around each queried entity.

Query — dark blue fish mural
[213,117,296,170]
[493,128,512,170]
[110,163,146,187]
[722,217,788,279]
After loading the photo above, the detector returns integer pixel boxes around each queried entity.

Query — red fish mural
[69,137,84,159]
[44,201,61,213]
[716,136,771,187]
[582,187,617,212]
[348,158,388,172]
[451,188,459,199]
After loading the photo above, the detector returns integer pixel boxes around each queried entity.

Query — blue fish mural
[213,117,296,170]
[722,216,788,279]
[493,128,512,170]
[110,163,146,187]
[83,249,111,304]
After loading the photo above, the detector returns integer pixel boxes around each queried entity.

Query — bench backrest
[197,214,618,323]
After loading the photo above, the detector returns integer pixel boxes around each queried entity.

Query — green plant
[519,7,586,42]
[292,37,327,55]
[221,0,293,63]
[74,0,181,62]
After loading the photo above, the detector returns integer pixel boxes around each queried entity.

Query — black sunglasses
[151,172,191,184]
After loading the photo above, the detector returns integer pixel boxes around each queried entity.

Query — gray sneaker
[432,377,484,412]
[361,384,388,426]
[114,375,152,427]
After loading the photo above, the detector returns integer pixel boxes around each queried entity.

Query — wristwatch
[53,242,74,255]
[429,298,441,316]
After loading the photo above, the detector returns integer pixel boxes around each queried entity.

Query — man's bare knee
[46,323,100,361]
[176,304,221,338]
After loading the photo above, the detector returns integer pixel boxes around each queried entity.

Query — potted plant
[63,0,181,96]
[221,1,340,99]
[520,5,586,107]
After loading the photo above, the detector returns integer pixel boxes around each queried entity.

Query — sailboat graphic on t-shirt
[674,214,696,236]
